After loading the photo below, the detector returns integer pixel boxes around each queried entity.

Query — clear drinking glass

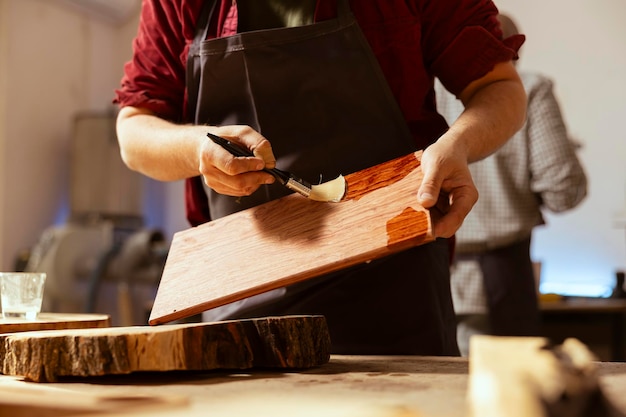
[0,272,46,320]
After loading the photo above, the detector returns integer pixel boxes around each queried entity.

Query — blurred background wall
[0,0,187,271]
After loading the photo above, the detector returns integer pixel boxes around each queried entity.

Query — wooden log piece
[150,150,435,325]
[468,336,622,417]
[0,315,330,383]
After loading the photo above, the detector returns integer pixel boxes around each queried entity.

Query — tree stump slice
[0,315,330,382]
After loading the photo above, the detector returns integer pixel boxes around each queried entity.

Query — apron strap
[186,0,218,123]
[336,0,352,25]
[184,0,219,226]
[195,0,219,45]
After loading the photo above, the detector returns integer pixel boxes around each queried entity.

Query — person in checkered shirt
[436,14,588,356]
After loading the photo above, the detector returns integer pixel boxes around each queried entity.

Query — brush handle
[206,132,290,184]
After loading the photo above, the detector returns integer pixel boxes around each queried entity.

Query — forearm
[116,106,206,181]
[116,106,277,197]
[441,62,527,163]
[418,61,526,237]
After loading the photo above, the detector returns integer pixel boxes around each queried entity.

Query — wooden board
[150,151,434,325]
[0,315,330,382]
[0,313,110,334]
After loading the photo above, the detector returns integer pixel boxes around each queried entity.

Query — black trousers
[458,237,540,336]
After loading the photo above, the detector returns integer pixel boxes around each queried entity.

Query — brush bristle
[308,176,346,202]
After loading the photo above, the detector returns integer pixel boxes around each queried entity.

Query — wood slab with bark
[0,315,330,383]
[150,151,435,325]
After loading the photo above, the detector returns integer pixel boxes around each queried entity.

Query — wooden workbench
[541,298,626,361]
[2,355,626,417]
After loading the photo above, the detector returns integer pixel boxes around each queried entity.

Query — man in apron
[115,0,527,355]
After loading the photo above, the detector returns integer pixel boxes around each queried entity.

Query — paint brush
[207,133,346,202]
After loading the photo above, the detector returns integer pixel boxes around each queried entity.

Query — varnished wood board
[0,313,110,334]
[150,151,433,325]
[0,315,330,382]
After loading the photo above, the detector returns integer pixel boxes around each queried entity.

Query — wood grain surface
[150,151,433,324]
[0,313,110,334]
[0,315,330,383]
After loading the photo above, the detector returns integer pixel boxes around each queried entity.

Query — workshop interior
[2,0,625,359]
[1,0,626,416]
[2,0,625,352]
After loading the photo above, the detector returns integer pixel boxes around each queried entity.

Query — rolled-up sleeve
[422,0,525,97]
[433,28,525,96]
[113,0,195,122]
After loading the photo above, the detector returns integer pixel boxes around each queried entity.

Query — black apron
[186,0,458,355]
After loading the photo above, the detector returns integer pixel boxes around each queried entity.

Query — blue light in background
[141,177,166,230]
[540,281,613,298]
[537,259,617,298]
[53,188,70,225]
[531,219,623,298]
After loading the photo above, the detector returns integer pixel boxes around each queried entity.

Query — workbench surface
[1,355,626,417]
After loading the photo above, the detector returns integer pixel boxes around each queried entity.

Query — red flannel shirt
[114,0,524,225]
